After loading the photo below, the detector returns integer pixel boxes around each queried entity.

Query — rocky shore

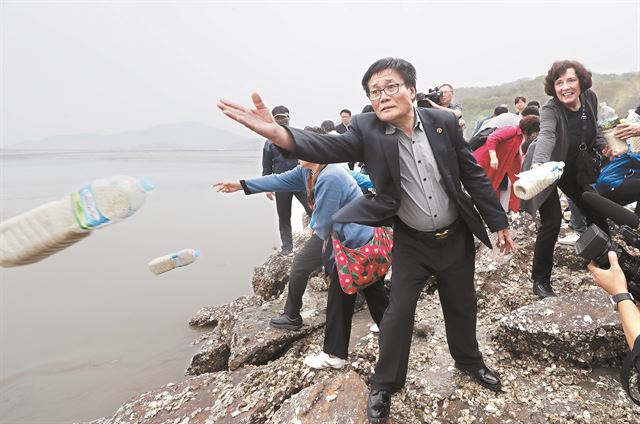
[89,213,639,423]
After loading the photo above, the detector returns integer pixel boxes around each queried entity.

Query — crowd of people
[216,57,640,422]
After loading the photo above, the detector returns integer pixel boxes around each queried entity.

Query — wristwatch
[610,292,635,311]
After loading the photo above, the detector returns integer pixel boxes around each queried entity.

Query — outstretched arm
[214,181,242,193]
[218,93,295,151]
[214,167,306,195]
[242,166,306,194]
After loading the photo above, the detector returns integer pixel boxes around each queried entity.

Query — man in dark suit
[335,108,351,134]
[218,57,516,424]
[335,109,356,170]
[261,105,311,256]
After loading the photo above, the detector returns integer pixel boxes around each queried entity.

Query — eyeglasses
[367,83,404,100]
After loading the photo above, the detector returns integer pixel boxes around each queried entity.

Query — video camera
[416,87,442,108]
[575,192,640,299]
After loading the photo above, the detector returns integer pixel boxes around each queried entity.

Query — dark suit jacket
[284,108,508,248]
[335,123,349,134]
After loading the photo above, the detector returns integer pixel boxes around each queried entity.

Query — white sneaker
[369,323,380,333]
[304,352,346,369]
[558,232,580,246]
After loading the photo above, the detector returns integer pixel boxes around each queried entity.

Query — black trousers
[532,171,609,282]
[599,178,640,217]
[283,234,323,318]
[323,275,389,360]
[371,220,482,393]
[275,191,311,251]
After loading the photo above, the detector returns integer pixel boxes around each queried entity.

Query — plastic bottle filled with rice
[148,249,201,275]
[0,175,155,267]
[514,161,565,200]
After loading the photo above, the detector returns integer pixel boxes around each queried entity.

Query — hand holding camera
[575,193,640,300]
[588,251,631,297]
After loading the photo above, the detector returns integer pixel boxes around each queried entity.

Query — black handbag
[574,104,603,189]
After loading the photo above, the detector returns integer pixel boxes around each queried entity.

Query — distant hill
[4,121,260,151]
[456,72,640,138]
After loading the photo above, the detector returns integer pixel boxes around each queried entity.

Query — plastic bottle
[0,176,155,267]
[514,161,565,200]
[598,103,628,156]
[148,249,201,275]
[623,109,640,153]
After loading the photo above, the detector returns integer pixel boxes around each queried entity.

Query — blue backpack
[594,152,640,192]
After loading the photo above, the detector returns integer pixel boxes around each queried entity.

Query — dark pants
[532,172,609,282]
[599,178,640,217]
[283,234,323,318]
[323,275,389,360]
[371,220,482,393]
[275,191,311,251]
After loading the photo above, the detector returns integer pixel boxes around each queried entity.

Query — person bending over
[215,162,389,369]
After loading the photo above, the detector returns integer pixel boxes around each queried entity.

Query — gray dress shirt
[388,109,458,231]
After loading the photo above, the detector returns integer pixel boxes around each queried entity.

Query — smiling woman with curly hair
[521,60,609,299]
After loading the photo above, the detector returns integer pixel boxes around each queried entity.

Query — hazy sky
[2,0,639,146]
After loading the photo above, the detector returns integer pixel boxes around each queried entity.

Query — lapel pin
[436,127,443,134]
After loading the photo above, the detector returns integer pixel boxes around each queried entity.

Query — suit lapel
[377,122,401,190]
[418,109,457,195]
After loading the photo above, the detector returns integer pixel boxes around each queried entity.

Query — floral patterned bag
[332,226,393,295]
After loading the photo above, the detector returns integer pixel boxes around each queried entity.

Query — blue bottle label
[71,185,110,229]
[170,254,183,268]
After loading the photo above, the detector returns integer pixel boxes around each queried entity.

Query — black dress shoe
[366,389,391,423]
[269,314,302,330]
[533,279,556,299]
[458,365,502,392]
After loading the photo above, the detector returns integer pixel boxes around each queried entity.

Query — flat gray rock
[227,290,327,370]
[187,290,328,374]
[252,232,313,300]
[267,370,368,424]
[498,289,626,366]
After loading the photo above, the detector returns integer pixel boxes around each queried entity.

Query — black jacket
[283,107,508,248]
[262,139,299,175]
[335,123,349,134]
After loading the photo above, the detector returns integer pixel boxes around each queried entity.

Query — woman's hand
[489,150,499,170]
[214,181,242,193]
[614,122,640,140]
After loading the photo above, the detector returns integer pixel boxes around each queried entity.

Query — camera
[416,87,442,108]
[575,224,640,299]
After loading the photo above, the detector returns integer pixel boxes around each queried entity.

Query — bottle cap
[194,249,201,257]
[139,176,156,192]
